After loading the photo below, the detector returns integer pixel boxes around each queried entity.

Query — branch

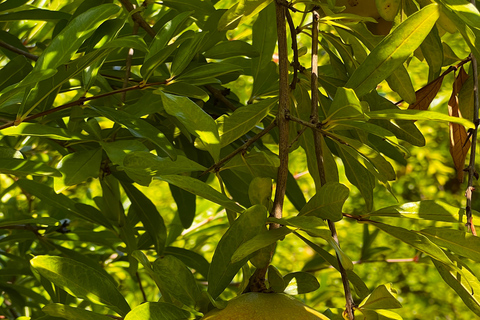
[201,120,277,175]
[0,40,38,61]
[466,51,479,236]
[205,85,237,111]
[287,114,349,146]
[119,0,156,38]
[285,10,300,89]
[0,81,166,130]
[310,10,355,319]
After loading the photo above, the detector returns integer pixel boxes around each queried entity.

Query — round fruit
[201,292,330,320]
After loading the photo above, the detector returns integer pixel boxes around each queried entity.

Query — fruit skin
[201,292,331,320]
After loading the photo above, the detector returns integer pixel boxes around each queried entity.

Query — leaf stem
[310,10,355,319]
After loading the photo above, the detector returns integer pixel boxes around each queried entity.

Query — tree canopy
[1,0,480,319]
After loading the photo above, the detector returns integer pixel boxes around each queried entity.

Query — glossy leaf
[153,255,202,307]
[218,0,274,30]
[164,246,210,279]
[208,205,267,299]
[345,4,440,97]
[171,32,206,77]
[31,256,130,316]
[121,183,167,255]
[297,182,349,221]
[283,272,320,295]
[204,40,259,59]
[175,63,243,82]
[0,56,33,91]
[231,226,291,263]
[0,9,71,21]
[169,185,197,229]
[385,66,416,104]
[217,98,277,148]
[34,4,119,71]
[124,302,191,320]
[358,284,402,310]
[0,123,84,140]
[55,148,102,188]
[156,175,244,213]
[327,87,364,120]
[432,258,480,316]
[91,105,176,160]
[123,151,205,186]
[363,200,469,222]
[0,159,60,177]
[420,228,480,262]
[42,304,113,320]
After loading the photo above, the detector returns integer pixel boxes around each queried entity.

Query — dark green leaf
[358,284,402,310]
[204,40,260,59]
[208,205,268,299]
[283,272,320,295]
[42,304,113,320]
[169,185,197,229]
[121,182,167,255]
[0,123,84,140]
[345,4,440,97]
[31,256,130,316]
[0,159,60,177]
[164,246,210,279]
[55,148,102,188]
[0,56,33,91]
[298,182,349,221]
[420,228,480,262]
[152,255,202,307]
[0,9,71,21]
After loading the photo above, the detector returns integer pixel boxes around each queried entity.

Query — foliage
[1,0,480,319]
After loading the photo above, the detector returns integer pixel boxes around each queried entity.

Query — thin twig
[310,10,355,319]
[285,10,300,89]
[287,114,349,145]
[122,12,140,102]
[0,81,166,130]
[466,51,479,236]
[201,121,277,175]
[205,85,237,111]
[119,0,156,38]
[136,272,148,302]
[0,40,38,61]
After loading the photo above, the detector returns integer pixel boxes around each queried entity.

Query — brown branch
[0,40,38,61]
[466,51,479,236]
[285,10,300,89]
[287,114,349,146]
[310,10,354,319]
[0,81,166,130]
[205,85,237,111]
[121,15,140,102]
[119,0,156,38]
[201,120,277,175]
[136,272,147,303]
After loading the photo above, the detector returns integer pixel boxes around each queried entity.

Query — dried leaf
[408,75,445,110]
[449,67,471,182]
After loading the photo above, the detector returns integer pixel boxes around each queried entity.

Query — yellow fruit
[375,0,400,21]
[336,0,381,20]
[201,292,330,320]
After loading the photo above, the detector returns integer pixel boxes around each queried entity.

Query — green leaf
[283,272,320,295]
[248,177,273,208]
[0,159,60,177]
[169,184,197,229]
[217,98,277,148]
[31,256,130,316]
[204,40,260,59]
[208,205,268,299]
[327,87,364,120]
[141,39,186,81]
[162,83,208,101]
[420,228,480,262]
[0,56,33,92]
[0,217,58,228]
[121,183,167,255]
[100,35,148,52]
[0,123,83,140]
[0,0,29,12]
[368,221,454,266]
[358,284,402,310]
[124,302,191,320]
[267,265,285,293]
[363,200,468,222]
[335,144,375,211]
[432,258,480,317]
[164,247,210,279]
[0,9,71,21]
[91,105,176,160]
[385,66,416,104]
[101,140,149,166]
[42,304,113,320]
[55,148,102,188]
[152,255,202,307]
[160,91,220,161]
[298,182,349,222]
[16,179,111,227]
[171,33,207,77]
[156,175,244,213]
[175,63,243,82]
[345,4,440,97]
[34,4,119,71]
[218,0,274,30]
[231,227,291,263]
[123,152,205,186]
[441,0,480,31]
